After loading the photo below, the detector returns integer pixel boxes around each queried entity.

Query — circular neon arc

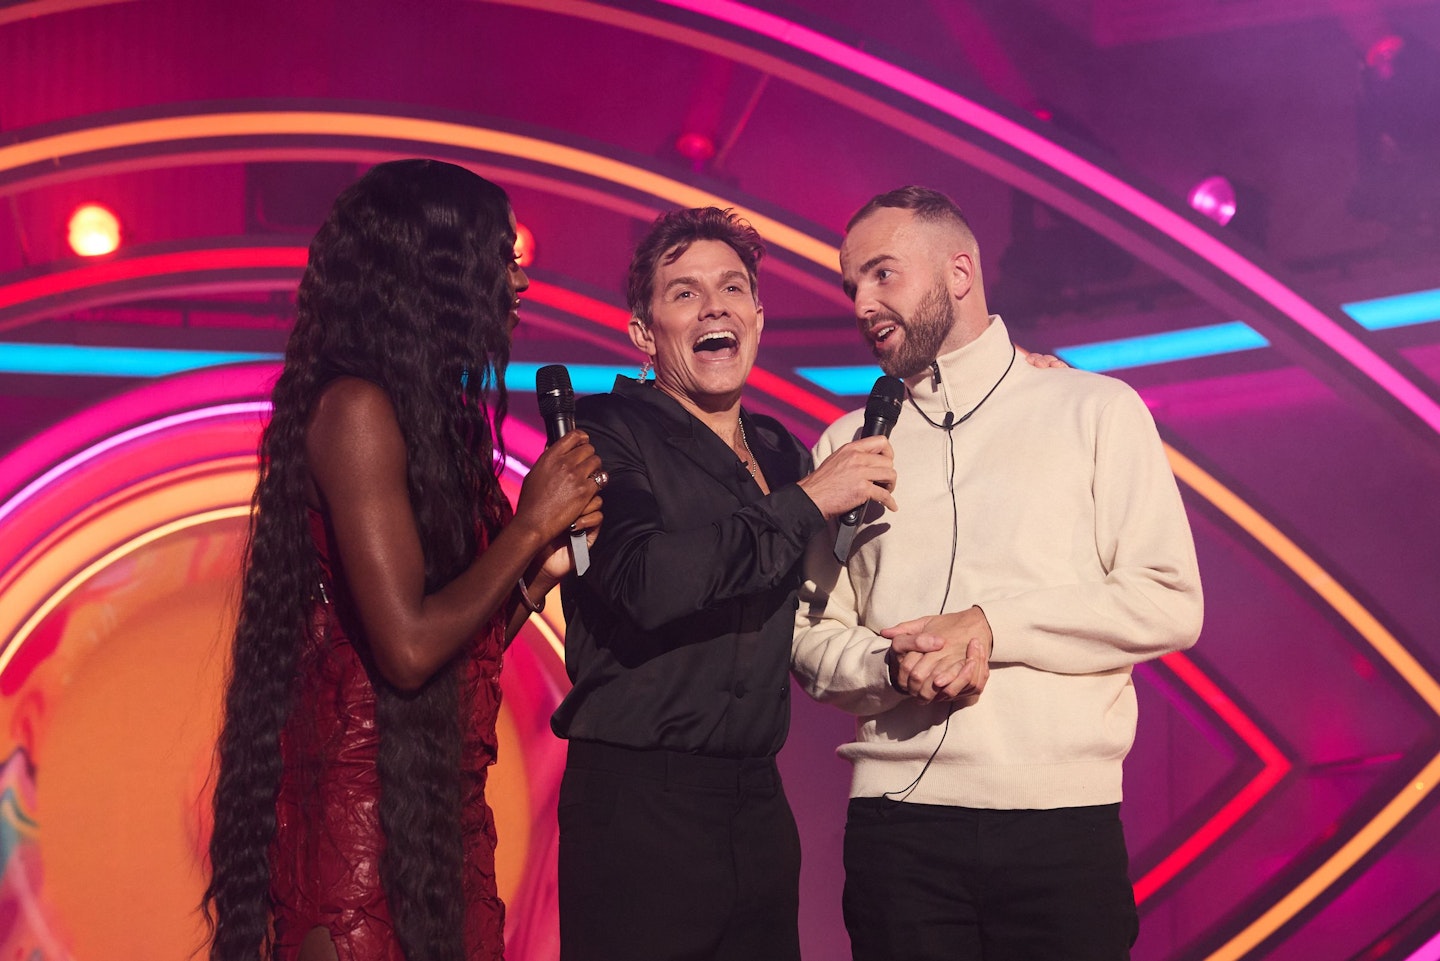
[3,98,1432,436]
[483,0,1439,438]
[0,239,848,427]
[0,111,837,276]
[0,347,1424,929]
[1165,446,1440,961]
[0,402,269,529]
[1,507,251,681]
[0,234,1403,914]
[0,102,1426,934]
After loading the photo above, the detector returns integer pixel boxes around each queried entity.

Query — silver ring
[590,469,609,489]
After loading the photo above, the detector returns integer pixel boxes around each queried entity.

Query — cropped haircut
[847,185,977,245]
[626,206,765,325]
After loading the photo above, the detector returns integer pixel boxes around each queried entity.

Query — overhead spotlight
[1366,35,1405,81]
[1187,174,1268,247]
[514,222,535,268]
[675,131,717,170]
[1188,175,1237,227]
[67,203,122,257]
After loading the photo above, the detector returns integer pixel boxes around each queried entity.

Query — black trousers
[843,797,1138,961]
[557,741,802,961]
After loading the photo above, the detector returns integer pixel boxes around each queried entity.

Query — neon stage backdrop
[1,2,1439,961]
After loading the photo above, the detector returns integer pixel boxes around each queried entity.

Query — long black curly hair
[203,159,517,961]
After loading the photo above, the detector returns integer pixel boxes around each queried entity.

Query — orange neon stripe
[1164,448,1440,961]
[0,455,256,602]
[1,106,1430,950]
[0,506,251,680]
[0,112,839,273]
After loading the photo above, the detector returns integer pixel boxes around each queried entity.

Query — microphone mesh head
[536,364,575,417]
[865,375,905,421]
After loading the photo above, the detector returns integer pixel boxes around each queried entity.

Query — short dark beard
[876,281,954,378]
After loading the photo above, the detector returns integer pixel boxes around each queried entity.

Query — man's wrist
[884,648,906,694]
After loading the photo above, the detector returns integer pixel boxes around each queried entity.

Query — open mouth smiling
[692,330,740,355]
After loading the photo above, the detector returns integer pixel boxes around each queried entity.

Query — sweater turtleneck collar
[903,315,1016,421]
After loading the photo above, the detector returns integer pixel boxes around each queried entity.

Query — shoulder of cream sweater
[815,406,867,458]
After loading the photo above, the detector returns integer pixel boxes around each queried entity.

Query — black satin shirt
[552,377,826,758]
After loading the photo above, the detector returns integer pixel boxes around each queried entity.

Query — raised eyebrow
[661,275,699,295]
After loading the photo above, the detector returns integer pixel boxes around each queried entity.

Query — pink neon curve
[659,0,1440,436]
[0,396,544,531]
[0,402,270,527]
[0,252,1288,908]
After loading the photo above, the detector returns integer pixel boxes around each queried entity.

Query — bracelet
[516,577,545,615]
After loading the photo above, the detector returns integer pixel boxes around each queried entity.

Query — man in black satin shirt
[551,207,896,961]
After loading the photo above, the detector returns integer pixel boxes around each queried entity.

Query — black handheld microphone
[535,364,590,576]
[833,374,905,563]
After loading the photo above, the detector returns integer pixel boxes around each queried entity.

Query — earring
[638,357,653,383]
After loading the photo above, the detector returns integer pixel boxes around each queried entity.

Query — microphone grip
[837,416,897,528]
[834,374,904,564]
[535,365,587,574]
[545,412,576,446]
[542,412,587,574]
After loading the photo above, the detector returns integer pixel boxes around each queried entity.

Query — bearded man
[792,186,1203,961]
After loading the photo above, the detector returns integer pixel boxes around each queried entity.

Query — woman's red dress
[268,509,507,960]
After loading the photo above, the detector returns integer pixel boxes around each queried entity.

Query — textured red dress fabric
[269,509,507,960]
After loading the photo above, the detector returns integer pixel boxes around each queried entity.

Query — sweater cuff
[976,598,1019,661]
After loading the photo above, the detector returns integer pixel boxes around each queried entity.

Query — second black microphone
[535,364,591,576]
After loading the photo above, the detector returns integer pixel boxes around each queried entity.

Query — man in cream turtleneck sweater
[792,186,1203,960]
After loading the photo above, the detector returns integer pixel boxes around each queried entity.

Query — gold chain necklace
[737,418,758,478]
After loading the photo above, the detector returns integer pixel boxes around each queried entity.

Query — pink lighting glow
[1189,175,1239,226]
[656,0,1440,437]
[1366,35,1405,80]
[675,131,717,163]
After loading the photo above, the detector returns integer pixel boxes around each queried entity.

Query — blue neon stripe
[0,346,639,392]
[1055,322,1269,372]
[1343,288,1440,331]
[0,343,283,377]
[503,363,632,394]
[2,288,1434,386]
[797,323,1273,390]
[793,365,884,396]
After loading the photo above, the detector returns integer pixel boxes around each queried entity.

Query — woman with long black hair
[203,159,604,961]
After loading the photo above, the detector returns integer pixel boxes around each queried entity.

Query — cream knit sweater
[792,316,1202,809]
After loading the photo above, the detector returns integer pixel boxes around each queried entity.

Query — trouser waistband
[566,740,779,792]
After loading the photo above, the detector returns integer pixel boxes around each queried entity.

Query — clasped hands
[882,605,992,704]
